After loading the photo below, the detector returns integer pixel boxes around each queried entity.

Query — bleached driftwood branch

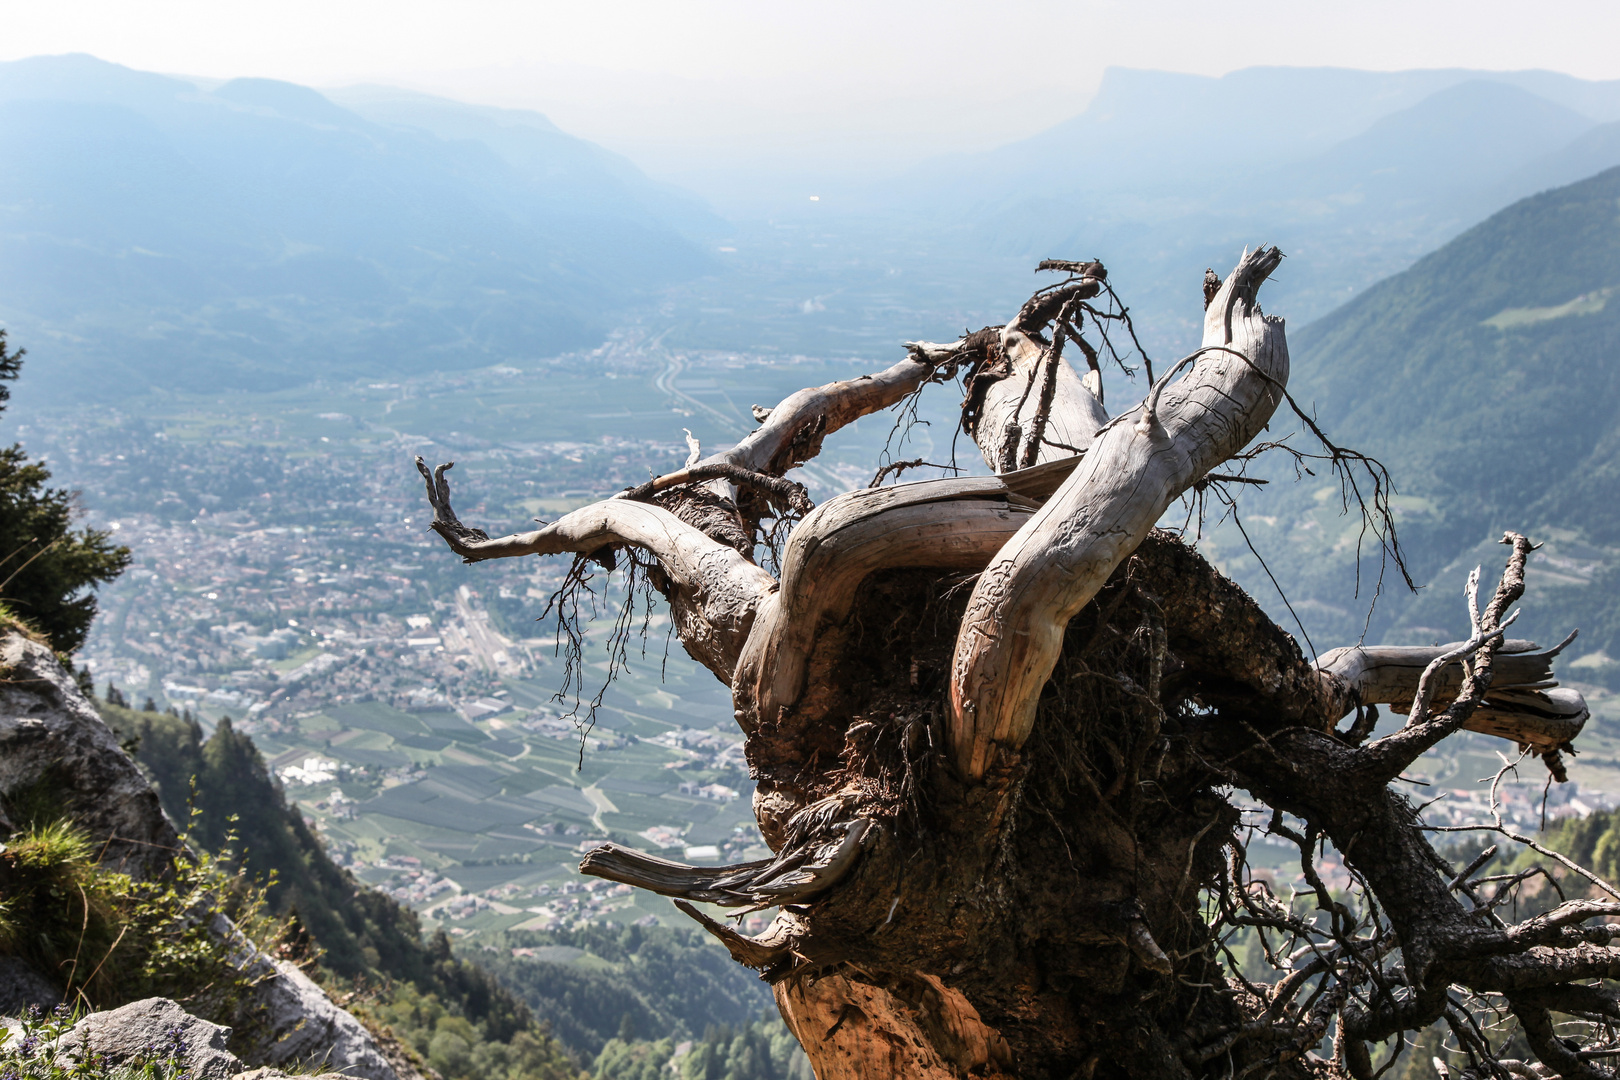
[947,248,1290,779]
[1318,635,1587,751]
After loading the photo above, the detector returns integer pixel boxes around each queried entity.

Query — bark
[420,251,1605,1080]
[774,974,1014,1080]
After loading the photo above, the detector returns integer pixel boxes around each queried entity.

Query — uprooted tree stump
[418,249,1609,1080]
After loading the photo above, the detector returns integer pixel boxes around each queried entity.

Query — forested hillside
[98,699,581,1079]
[1220,165,1620,676]
[97,699,788,1077]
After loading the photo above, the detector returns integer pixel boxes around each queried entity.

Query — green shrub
[0,814,295,1050]
[591,1037,673,1080]
[356,980,582,1080]
[0,330,130,655]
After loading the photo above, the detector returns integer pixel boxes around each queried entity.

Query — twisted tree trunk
[421,250,1603,1080]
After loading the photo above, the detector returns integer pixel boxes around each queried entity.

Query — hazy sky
[5,0,1617,192]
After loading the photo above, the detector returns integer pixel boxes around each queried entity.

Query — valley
[6,46,1620,1079]
[27,332,971,942]
[33,305,1620,938]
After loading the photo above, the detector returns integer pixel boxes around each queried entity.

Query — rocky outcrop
[0,632,404,1080]
[0,957,61,1016]
[21,996,299,1080]
[255,960,400,1077]
[0,633,180,880]
[60,998,248,1080]
[210,915,399,1080]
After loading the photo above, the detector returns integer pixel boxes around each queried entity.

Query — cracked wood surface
[732,476,1037,731]
[1317,638,1587,750]
[947,248,1291,779]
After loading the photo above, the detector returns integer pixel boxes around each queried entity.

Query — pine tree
[0,330,129,652]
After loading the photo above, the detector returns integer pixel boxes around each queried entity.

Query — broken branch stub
[1317,635,1588,752]
[948,247,1289,780]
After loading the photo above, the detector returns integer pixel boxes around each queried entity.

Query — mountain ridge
[0,55,715,403]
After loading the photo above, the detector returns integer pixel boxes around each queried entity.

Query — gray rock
[204,914,399,1080]
[0,956,61,1017]
[0,634,180,880]
[61,998,242,1080]
[250,959,400,1080]
[232,1068,296,1080]
[0,634,405,1080]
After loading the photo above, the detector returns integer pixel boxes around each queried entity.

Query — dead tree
[418,249,1609,1079]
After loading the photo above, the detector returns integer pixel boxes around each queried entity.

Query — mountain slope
[102,704,552,1033]
[1226,165,1620,674]
[889,66,1620,228]
[326,85,719,238]
[1266,80,1593,217]
[97,698,775,1066]
[1291,164,1620,539]
[899,66,1618,217]
[0,55,713,402]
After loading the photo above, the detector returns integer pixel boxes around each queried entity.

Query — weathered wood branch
[577,845,773,905]
[948,247,1289,780]
[1506,901,1620,948]
[579,795,873,905]
[718,349,951,477]
[1318,635,1587,751]
[1351,535,1575,776]
[617,462,814,513]
[971,321,1108,472]
[672,900,802,970]
[416,456,774,679]
[1318,630,1575,697]
[1017,298,1080,468]
[733,476,1038,731]
[625,343,969,556]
